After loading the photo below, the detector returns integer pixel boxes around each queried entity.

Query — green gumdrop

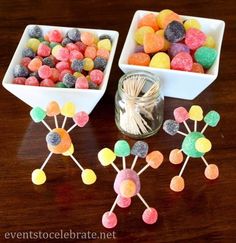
[182,132,205,158]
[56,82,67,88]
[194,47,217,69]
[204,111,220,127]
[50,42,59,48]
[30,107,46,123]
[114,140,130,157]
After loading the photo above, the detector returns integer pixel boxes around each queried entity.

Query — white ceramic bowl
[119,10,225,100]
[2,25,119,114]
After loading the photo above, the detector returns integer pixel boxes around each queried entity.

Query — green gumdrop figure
[182,132,205,158]
[30,107,46,123]
[204,111,220,127]
[114,140,130,157]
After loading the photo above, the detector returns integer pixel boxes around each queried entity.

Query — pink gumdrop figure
[117,195,131,208]
[102,212,117,229]
[174,107,189,123]
[142,208,158,224]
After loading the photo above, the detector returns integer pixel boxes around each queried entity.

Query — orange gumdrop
[128,52,150,66]
[146,151,164,169]
[191,62,204,73]
[138,13,159,31]
[170,176,185,192]
[204,164,219,180]
[47,128,71,154]
[28,58,42,72]
[169,149,184,164]
[46,101,60,116]
[143,33,164,54]
[162,12,182,29]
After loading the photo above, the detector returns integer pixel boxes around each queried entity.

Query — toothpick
[67,123,77,133]
[177,131,187,136]
[111,163,120,173]
[183,121,191,133]
[201,124,208,134]
[42,120,52,131]
[54,115,58,128]
[177,149,183,154]
[137,163,149,176]
[70,154,84,171]
[109,195,119,215]
[179,156,190,176]
[201,156,209,167]
[131,155,138,170]
[137,193,151,210]
[40,152,53,170]
[194,120,197,132]
[122,157,126,169]
[61,116,67,129]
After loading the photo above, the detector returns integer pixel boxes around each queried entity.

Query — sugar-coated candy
[134,26,154,45]
[170,176,185,192]
[69,50,83,61]
[174,107,189,123]
[97,39,112,51]
[61,102,76,117]
[21,57,31,67]
[155,30,170,51]
[75,41,87,53]
[12,77,26,85]
[102,212,117,229]
[189,105,203,121]
[131,141,148,158]
[50,68,60,82]
[114,140,130,157]
[22,47,35,58]
[117,195,131,208]
[128,52,150,66]
[59,69,72,81]
[28,25,43,38]
[146,151,163,169]
[191,62,204,73]
[48,30,63,43]
[73,111,89,127]
[84,46,96,59]
[62,143,74,156]
[30,107,46,123]
[38,65,52,79]
[204,35,216,48]
[46,131,61,146]
[138,13,159,31]
[67,28,81,42]
[168,43,190,58]
[13,64,29,78]
[204,111,220,127]
[81,169,97,185]
[163,119,179,136]
[29,71,41,80]
[81,32,95,46]
[171,52,193,71]
[28,57,42,72]
[195,137,212,153]
[88,80,99,89]
[25,76,39,86]
[75,77,88,89]
[31,169,46,185]
[204,164,219,180]
[37,43,51,57]
[99,34,112,42]
[83,58,94,71]
[56,82,67,88]
[26,38,40,52]
[93,57,107,71]
[149,52,170,69]
[143,33,164,53]
[90,69,104,85]
[63,73,76,88]
[73,72,84,78]
[40,79,55,87]
[157,9,181,29]
[96,49,110,60]
[46,101,60,116]
[61,37,73,46]
[194,47,217,69]
[98,148,116,166]
[51,44,62,57]
[164,21,185,43]
[183,19,201,31]
[185,28,206,50]
[142,208,158,224]
[70,59,83,72]
[55,47,70,61]
[42,57,55,68]
[169,149,183,164]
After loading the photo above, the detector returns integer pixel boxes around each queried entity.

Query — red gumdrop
[48,30,63,43]
[56,61,70,72]
[117,195,131,208]
[66,43,79,51]
[21,57,31,67]
[50,68,60,82]
[25,76,39,86]
[37,43,51,57]
[75,41,87,54]
[191,62,204,73]
[171,52,193,71]
[89,69,104,85]
[69,50,83,61]
[185,28,206,50]
[38,65,52,79]
[75,77,89,89]
[40,78,55,87]
[12,77,26,85]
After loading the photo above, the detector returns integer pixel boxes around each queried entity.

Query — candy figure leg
[201,156,219,180]
[40,152,53,170]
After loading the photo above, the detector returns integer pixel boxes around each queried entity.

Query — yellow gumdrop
[26,38,41,52]
[184,19,201,31]
[98,148,116,166]
[81,169,97,185]
[62,143,74,156]
[73,72,84,78]
[52,44,62,57]
[149,52,170,69]
[97,39,112,51]
[83,57,94,71]
[155,30,170,51]
[189,105,203,121]
[134,26,154,45]
[32,169,46,185]
[61,102,76,117]
[195,138,212,153]
[204,35,216,48]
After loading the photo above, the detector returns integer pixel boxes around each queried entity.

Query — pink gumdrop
[174,107,189,123]
[185,28,206,50]
[55,47,70,61]
[56,61,70,72]
[97,49,110,60]
[21,57,31,67]
[69,50,83,61]
[75,41,87,54]
[73,111,89,127]
[25,76,39,86]
[12,77,26,85]
[142,208,158,224]
[117,195,131,208]
[66,43,79,51]
[38,65,52,79]
[37,43,51,57]
[59,69,72,81]
[84,46,97,59]
[40,78,55,87]
[75,77,89,89]
[48,30,63,43]
[102,212,117,229]
[89,69,104,85]
[171,52,193,71]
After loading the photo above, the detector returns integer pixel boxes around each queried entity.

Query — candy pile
[30,100,96,186]
[12,25,112,88]
[98,140,163,229]
[163,105,220,192]
[128,9,217,73]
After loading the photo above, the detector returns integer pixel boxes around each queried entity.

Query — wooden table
[0,0,235,242]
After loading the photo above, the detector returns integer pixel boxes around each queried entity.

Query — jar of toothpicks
[115,71,164,139]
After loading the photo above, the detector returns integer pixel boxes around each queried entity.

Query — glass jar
[115,71,164,139]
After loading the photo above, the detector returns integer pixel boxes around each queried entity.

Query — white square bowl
[119,10,225,100]
[2,25,119,114]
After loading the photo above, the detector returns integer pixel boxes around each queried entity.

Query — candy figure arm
[137,193,150,209]
[67,123,77,133]
[54,115,58,128]
[41,120,52,131]
[109,195,119,215]
[183,121,191,133]
[201,123,208,133]
[67,111,89,133]
[177,130,188,136]
[179,156,190,176]
[111,163,120,173]
[70,154,84,171]
[201,156,209,167]
[137,163,150,175]
[131,156,138,170]
[40,152,53,170]
[61,116,67,129]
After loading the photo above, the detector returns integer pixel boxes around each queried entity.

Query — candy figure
[98,140,163,229]
[30,101,96,186]
[163,105,220,192]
